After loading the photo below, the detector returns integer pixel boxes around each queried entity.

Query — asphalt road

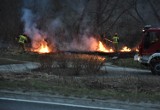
[0,91,160,110]
[0,98,121,110]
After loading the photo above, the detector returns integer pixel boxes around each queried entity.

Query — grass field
[0,72,160,102]
[109,58,148,69]
[0,51,158,103]
[0,51,148,69]
[0,58,24,65]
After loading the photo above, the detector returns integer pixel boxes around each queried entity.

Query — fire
[136,48,139,52]
[31,39,51,54]
[97,41,113,52]
[120,46,131,52]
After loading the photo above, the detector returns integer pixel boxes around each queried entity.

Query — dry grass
[0,72,160,101]
[36,53,106,76]
[111,58,148,69]
[0,52,160,101]
[1,72,160,93]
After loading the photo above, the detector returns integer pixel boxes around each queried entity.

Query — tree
[147,0,160,24]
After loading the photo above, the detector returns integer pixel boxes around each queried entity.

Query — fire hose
[104,38,113,43]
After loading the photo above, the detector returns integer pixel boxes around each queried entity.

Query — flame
[120,46,131,52]
[136,48,139,52]
[97,41,113,52]
[31,39,51,54]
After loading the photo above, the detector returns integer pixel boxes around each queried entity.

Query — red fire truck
[135,25,160,75]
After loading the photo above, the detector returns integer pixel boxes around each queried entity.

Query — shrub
[37,53,106,76]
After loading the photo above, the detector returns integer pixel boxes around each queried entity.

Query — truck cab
[135,25,160,75]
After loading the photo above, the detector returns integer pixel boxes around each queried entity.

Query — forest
[0,0,160,50]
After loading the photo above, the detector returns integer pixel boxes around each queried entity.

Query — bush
[38,54,53,71]
[83,55,105,74]
[37,53,106,76]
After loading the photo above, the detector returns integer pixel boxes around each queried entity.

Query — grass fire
[31,39,51,54]
[27,34,133,54]
[1,0,160,107]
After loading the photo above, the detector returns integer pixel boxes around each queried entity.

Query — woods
[0,0,160,48]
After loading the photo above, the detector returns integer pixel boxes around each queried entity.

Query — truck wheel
[150,57,160,75]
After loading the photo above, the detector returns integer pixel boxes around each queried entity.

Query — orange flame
[135,48,139,52]
[31,39,51,54]
[97,41,113,52]
[120,46,131,52]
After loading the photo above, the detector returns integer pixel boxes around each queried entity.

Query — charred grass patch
[0,72,160,102]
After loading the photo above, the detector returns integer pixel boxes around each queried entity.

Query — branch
[106,8,131,32]
[134,0,146,25]
[100,0,110,15]
[72,0,90,35]
[147,0,160,23]
[127,11,142,23]
[98,0,119,27]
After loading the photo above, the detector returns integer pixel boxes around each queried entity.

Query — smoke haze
[21,0,99,51]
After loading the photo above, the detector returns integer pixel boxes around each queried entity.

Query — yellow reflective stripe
[113,36,119,43]
[18,35,27,43]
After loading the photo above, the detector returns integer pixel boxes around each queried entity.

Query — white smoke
[69,35,98,51]
[21,8,49,49]
[21,8,35,38]
[50,18,63,30]
[21,0,100,52]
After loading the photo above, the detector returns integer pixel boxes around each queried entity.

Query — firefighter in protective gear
[17,34,28,52]
[112,33,119,52]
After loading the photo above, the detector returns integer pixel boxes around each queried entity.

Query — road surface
[0,98,123,110]
[0,91,160,110]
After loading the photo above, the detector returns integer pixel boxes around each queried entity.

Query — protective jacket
[18,35,27,44]
[112,35,119,43]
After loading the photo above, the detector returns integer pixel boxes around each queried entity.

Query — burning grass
[31,39,51,53]
[97,41,113,52]
[120,46,131,52]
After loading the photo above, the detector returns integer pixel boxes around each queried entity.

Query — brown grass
[1,72,160,93]
[36,53,106,76]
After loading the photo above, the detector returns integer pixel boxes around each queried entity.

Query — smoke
[21,9,38,38]
[69,35,98,51]
[21,0,99,52]
[21,8,48,50]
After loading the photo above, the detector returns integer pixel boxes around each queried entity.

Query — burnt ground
[66,51,137,59]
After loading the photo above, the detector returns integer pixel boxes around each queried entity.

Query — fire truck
[134,25,160,75]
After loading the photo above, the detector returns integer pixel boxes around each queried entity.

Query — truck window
[144,32,160,49]
[149,32,160,43]
[144,32,150,49]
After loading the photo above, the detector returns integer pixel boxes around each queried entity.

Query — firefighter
[16,34,28,52]
[112,33,119,52]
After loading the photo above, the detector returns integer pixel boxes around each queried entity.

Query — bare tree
[72,0,90,42]
[127,0,146,25]
[147,0,160,23]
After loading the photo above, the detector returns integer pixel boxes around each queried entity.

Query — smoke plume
[21,0,100,52]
